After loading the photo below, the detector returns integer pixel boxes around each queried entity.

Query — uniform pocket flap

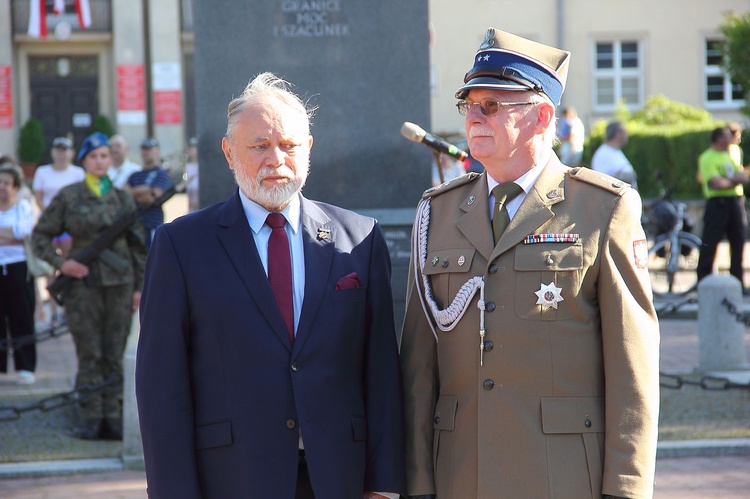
[433,395,458,431]
[195,420,233,450]
[515,242,583,271]
[423,249,476,275]
[541,397,604,434]
[351,416,368,441]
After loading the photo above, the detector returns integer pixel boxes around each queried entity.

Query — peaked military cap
[456,27,571,106]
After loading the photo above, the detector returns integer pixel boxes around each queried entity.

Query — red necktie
[266,213,294,342]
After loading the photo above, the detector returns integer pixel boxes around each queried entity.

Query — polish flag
[53,0,65,15]
[27,0,47,38]
[75,0,91,29]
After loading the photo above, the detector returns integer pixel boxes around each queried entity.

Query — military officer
[32,132,147,440]
[400,29,660,499]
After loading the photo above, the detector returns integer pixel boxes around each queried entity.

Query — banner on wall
[0,66,12,129]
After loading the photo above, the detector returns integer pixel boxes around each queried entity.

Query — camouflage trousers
[65,281,134,420]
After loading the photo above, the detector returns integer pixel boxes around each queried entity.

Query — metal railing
[11,0,112,35]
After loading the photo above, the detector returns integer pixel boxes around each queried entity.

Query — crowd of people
[0,131,196,440]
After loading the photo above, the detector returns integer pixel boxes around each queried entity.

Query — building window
[594,40,642,111]
[704,39,743,108]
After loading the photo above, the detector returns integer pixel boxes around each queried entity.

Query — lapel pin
[467,195,476,205]
[317,228,331,241]
[458,255,466,266]
[432,256,439,266]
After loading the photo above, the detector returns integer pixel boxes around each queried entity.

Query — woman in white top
[0,164,37,384]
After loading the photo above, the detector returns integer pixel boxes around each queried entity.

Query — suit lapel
[294,197,334,352]
[489,158,568,263]
[216,191,293,350]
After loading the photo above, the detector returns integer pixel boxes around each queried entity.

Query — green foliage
[17,118,45,164]
[720,12,750,115]
[582,95,725,199]
[91,114,116,137]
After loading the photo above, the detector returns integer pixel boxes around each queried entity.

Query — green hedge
[579,95,742,200]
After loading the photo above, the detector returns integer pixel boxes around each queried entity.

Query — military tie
[491,182,523,244]
[266,213,295,342]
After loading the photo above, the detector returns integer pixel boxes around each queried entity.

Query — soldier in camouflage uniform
[31,132,147,440]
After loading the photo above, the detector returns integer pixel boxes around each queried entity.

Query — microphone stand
[434,151,445,185]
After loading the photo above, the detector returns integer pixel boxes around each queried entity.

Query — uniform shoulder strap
[567,167,629,196]
[422,172,482,200]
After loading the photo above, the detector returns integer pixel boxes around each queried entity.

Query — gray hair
[226,72,315,140]
[605,120,625,141]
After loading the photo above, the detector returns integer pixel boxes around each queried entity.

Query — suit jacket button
[286,419,297,429]
[486,302,496,312]
[484,340,494,351]
[291,362,300,372]
[584,419,592,428]
[488,264,498,274]
[483,379,494,390]
[434,416,440,424]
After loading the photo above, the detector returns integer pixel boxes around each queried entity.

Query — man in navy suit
[135,72,405,499]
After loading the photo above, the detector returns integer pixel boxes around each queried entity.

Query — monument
[192,0,431,323]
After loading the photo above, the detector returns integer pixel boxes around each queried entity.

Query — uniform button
[434,416,440,424]
[290,362,300,372]
[486,302,496,312]
[483,379,494,390]
[484,341,494,351]
[584,419,592,428]
[286,419,297,429]
[488,264,498,274]
[442,259,449,268]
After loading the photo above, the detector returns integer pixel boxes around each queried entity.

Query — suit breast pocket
[514,242,582,321]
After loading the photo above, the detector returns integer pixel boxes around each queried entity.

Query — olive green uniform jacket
[31,182,146,290]
[400,157,660,499]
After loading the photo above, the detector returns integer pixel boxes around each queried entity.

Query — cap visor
[455,76,529,99]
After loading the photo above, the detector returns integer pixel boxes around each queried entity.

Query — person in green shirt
[697,126,749,292]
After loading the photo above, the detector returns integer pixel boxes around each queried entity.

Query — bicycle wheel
[648,232,702,298]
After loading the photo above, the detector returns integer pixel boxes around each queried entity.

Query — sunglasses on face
[456,99,535,117]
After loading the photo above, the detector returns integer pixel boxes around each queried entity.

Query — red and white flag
[27,0,47,38]
[53,0,65,15]
[75,0,91,29]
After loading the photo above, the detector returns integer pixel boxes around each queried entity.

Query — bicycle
[645,190,702,298]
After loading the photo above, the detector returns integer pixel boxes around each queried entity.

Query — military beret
[77,132,110,163]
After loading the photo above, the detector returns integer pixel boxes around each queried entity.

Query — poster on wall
[153,62,182,125]
[117,63,146,126]
[0,66,13,129]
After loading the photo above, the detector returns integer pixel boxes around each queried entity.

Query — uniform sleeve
[136,225,203,499]
[399,217,440,496]
[30,191,68,269]
[598,187,660,498]
[120,191,148,290]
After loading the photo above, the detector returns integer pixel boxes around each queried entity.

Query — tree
[720,12,750,116]
[17,118,45,164]
[91,114,116,137]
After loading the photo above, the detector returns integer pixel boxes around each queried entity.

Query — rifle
[47,178,189,306]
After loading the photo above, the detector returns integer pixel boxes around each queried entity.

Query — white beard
[232,161,309,212]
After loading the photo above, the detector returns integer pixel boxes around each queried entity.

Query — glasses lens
[479,100,499,116]
[457,101,469,116]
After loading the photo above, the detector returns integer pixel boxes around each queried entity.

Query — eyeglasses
[456,99,535,117]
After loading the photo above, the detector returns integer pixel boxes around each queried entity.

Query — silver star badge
[535,282,564,310]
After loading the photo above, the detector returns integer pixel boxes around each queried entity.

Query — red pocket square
[336,272,361,290]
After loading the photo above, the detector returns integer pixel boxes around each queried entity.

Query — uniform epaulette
[568,167,629,196]
[422,172,482,199]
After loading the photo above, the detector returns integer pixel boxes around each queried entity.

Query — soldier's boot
[73,419,103,440]
[101,418,123,440]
